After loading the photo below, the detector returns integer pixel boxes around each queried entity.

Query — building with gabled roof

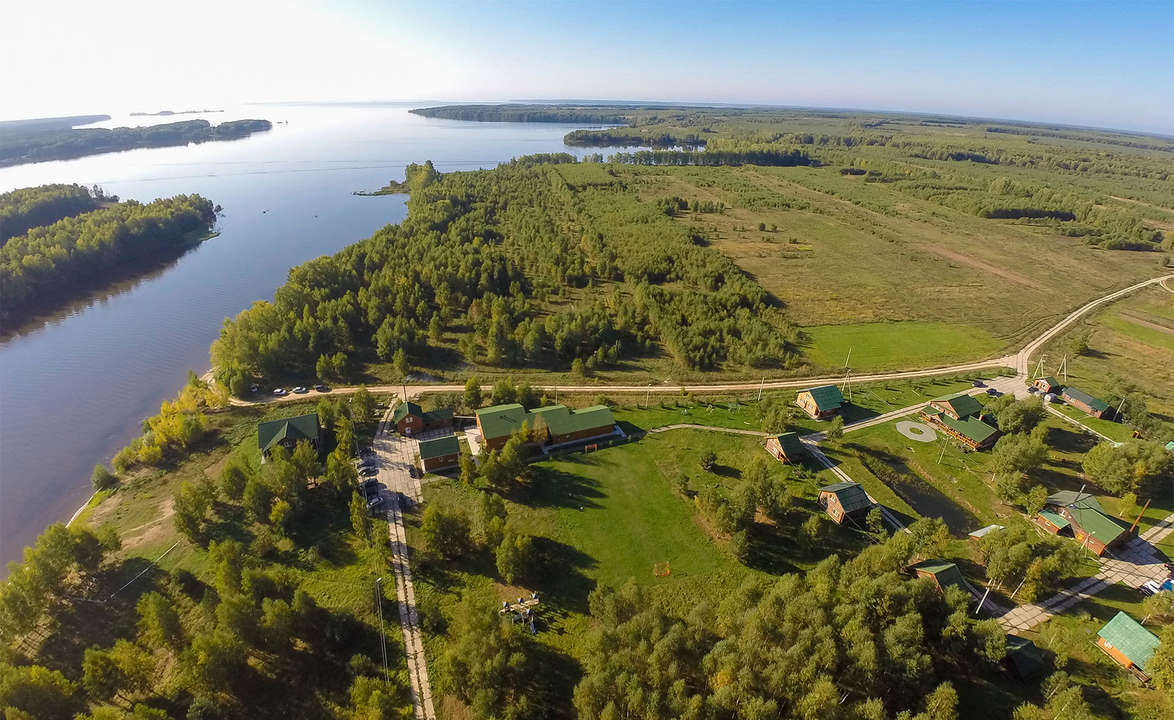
[1096,612,1160,681]
[1060,386,1111,419]
[1044,490,1130,556]
[909,560,968,595]
[474,403,615,451]
[257,413,320,460]
[418,434,461,473]
[968,524,1005,541]
[928,392,984,421]
[922,408,1000,450]
[1004,635,1046,680]
[817,481,875,525]
[765,432,805,463]
[393,401,453,436]
[796,385,845,420]
[1032,376,1061,394]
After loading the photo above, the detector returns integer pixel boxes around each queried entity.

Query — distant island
[0,185,218,332]
[131,109,224,116]
[0,117,273,168]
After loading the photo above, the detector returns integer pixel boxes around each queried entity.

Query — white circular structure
[896,420,936,442]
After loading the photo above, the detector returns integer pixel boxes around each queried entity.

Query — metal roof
[392,402,423,422]
[475,403,529,440]
[1098,612,1159,671]
[257,413,320,453]
[1062,386,1110,412]
[818,481,873,513]
[418,434,460,460]
[931,392,983,418]
[968,524,1005,539]
[926,409,999,444]
[800,384,844,411]
[773,432,804,456]
[910,560,966,591]
[1037,511,1070,530]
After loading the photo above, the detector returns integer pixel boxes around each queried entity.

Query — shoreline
[67,490,97,527]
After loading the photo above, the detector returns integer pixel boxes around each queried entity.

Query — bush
[91,463,116,491]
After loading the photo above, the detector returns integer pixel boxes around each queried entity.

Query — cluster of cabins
[1032,376,1112,418]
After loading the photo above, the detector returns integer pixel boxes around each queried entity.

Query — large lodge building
[474,403,616,451]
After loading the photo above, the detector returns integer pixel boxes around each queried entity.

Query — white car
[292,386,308,394]
[272,388,287,396]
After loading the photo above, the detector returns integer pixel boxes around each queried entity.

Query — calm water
[0,104,617,568]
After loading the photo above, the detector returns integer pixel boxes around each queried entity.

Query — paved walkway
[373,410,436,720]
[999,512,1174,632]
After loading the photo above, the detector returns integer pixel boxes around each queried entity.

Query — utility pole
[374,577,390,682]
[937,436,948,464]
[757,377,764,403]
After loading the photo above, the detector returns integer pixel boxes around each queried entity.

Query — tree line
[0,119,272,168]
[0,184,104,243]
[0,194,216,327]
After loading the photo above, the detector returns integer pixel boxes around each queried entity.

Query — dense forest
[211,159,798,393]
[0,184,105,243]
[410,104,639,124]
[0,194,217,328]
[0,119,272,168]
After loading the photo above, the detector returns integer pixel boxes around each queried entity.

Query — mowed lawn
[801,321,1004,372]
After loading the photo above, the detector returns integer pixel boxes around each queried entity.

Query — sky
[3,0,1171,133]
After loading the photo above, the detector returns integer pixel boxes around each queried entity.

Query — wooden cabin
[418,434,460,473]
[257,413,320,461]
[796,385,845,420]
[1032,376,1061,394]
[927,392,984,421]
[1060,387,1111,419]
[1043,491,1130,556]
[393,402,453,436]
[765,432,804,463]
[909,560,967,595]
[817,481,875,525]
[475,403,615,451]
[1096,612,1159,682]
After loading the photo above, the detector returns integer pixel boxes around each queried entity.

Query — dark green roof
[774,432,804,456]
[818,481,873,513]
[392,402,423,423]
[1035,376,1060,388]
[931,392,983,418]
[423,407,453,423]
[1038,511,1070,530]
[1068,501,1129,546]
[800,385,845,411]
[475,403,529,440]
[533,404,614,438]
[1062,386,1109,412]
[926,410,999,444]
[1047,490,1105,512]
[1005,635,1046,679]
[418,434,460,460]
[1098,612,1159,670]
[910,560,966,591]
[257,413,319,453]
[1166,441,1174,452]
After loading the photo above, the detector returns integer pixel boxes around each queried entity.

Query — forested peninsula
[0,190,217,330]
[0,118,272,168]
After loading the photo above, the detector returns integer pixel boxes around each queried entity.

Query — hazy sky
[4,0,1171,133]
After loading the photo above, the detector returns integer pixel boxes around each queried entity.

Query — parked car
[408,466,420,479]
[272,388,287,396]
[293,386,308,394]
[249,384,260,393]
[367,497,384,513]
[361,466,378,477]
[1026,386,1038,393]
[986,388,1001,396]
[314,384,330,393]
[971,380,985,388]
[362,479,380,494]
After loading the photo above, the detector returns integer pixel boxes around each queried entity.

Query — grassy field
[801,321,1004,372]
[1030,284,1174,441]
[408,428,869,714]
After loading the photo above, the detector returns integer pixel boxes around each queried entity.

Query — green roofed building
[796,385,845,420]
[1044,490,1130,556]
[922,409,1000,450]
[257,413,320,460]
[817,481,874,525]
[1035,510,1071,534]
[928,392,983,420]
[1166,441,1174,452]
[418,434,460,473]
[766,432,804,463]
[393,401,454,436]
[1060,386,1111,419]
[1032,376,1061,394]
[475,403,615,450]
[910,560,968,594]
[1004,635,1046,680]
[1097,612,1160,679]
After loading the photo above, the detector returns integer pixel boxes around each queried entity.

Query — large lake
[0,104,616,568]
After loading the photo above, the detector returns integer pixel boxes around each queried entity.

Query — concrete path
[373,410,436,720]
[998,511,1174,632]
